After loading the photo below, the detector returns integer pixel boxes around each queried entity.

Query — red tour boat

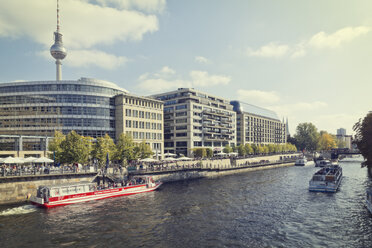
[29,176,162,208]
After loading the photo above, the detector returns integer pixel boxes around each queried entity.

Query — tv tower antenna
[50,0,67,81]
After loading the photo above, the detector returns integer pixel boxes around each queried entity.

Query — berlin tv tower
[50,0,67,81]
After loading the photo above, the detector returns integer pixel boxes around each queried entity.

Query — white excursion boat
[367,189,372,215]
[315,159,332,167]
[309,164,342,193]
[295,157,307,166]
[30,176,162,208]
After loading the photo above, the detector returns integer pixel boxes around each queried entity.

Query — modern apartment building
[115,94,164,159]
[151,88,236,157]
[231,101,286,145]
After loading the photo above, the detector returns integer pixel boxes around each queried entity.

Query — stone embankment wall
[0,174,96,205]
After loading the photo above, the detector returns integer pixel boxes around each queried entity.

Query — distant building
[230,101,286,145]
[151,88,236,157]
[337,128,346,136]
[336,128,352,149]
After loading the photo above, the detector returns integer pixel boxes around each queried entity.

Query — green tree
[251,144,258,154]
[206,148,213,158]
[294,122,319,152]
[193,148,207,158]
[318,132,337,151]
[244,144,254,155]
[48,130,65,163]
[115,133,137,165]
[237,144,246,156]
[60,131,90,164]
[263,145,269,154]
[223,144,233,154]
[353,113,372,176]
[134,141,153,159]
[92,134,116,167]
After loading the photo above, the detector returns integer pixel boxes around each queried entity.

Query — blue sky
[0,0,371,135]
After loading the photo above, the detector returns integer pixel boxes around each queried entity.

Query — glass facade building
[0,78,127,139]
[231,101,286,145]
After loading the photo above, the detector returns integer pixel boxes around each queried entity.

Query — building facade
[231,101,286,145]
[336,128,352,149]
[0,78,126,139]
[0,78,164,158]
[152,88,236,157]
[115,94,164,159]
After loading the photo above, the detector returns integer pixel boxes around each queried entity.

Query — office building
[230,101,286,145]
[151,88,236,157]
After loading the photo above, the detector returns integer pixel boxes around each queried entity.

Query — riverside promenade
[0,153,301,205]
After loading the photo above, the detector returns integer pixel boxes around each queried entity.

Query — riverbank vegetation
[193,143,297,158]
[289,122,344,152]
[353,113,372,176]
[48,131,153,167]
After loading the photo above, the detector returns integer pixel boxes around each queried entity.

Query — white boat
[367,189,372,215]
[295,157,307,166]
[315,159,332,167]
[30,175,162,208]
[309,164,342,193]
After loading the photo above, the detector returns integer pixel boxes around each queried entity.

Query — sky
[0,0,371,135]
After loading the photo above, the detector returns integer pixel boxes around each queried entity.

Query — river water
[1,159,371,248]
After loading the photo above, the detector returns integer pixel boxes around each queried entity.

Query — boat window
[50,188,60,197]
[61,187,69,196]
[89,185,95,191]
[69,186,77,194]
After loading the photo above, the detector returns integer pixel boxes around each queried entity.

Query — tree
[115,133,137,165]
[206,148,213,158]
[48,130,65,163]
[294,123,319,152]
[237,144,246,156]
[244,144,254,155]
[223,144,233,154]
[318,132,337,151]
[193,148,206,158]
[60,131,90,164]
[353,113,372,176]
[134,141,153,159]
[251,144,258,154]
[92,134,116,167]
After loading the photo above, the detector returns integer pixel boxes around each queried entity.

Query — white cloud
[138,67,231,93]
[195,56,209,64]
[247,43,289,58]
[190,71,230,87]
[94,0,166,13]
[308,26,370,49]
[0,0,160,69]
[246,26,370,59]
[237,89,280,104]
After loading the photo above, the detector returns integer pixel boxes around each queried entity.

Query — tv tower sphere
[50,32,67,60]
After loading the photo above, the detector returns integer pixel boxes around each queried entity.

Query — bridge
[331,148,361,160]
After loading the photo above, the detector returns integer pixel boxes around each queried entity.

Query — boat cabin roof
[38,181,95,190]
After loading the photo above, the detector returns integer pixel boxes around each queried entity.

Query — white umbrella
[139,157,157,162]
[178,157,192,161]
[33,157,54,163]
[1,156,24,164]
[216,152,227,156]
[163,157,176,161]
[228,152,238,156]
[22,156,38,163]
[164,152,177,157]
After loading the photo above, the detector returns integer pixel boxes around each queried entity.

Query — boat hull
[30,183,162,208]
[309,176,342,193]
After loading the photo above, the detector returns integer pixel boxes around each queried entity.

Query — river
[1,159,371,248]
